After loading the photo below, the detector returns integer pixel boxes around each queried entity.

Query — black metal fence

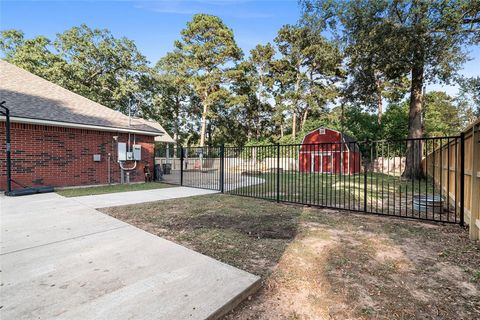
[158,136,464,224]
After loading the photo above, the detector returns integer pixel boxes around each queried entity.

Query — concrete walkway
[161,171,265,193]
[1,189,260,320]
[71,186,218,208]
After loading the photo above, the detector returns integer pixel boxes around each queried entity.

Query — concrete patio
[0,188,260,320]
[71,186,218,208]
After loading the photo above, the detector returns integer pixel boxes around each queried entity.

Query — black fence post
[276,143,280,203]
[0,101,11,194]
[460,132,465,226]
[180,147,184,186]
[220,144,225,193]
[363,141,369,213]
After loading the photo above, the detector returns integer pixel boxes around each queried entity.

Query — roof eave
[154,135,176,144]
[0,116,163,136]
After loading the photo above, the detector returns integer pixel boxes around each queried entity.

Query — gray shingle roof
[142,120,176,143]
[0,60,164,135]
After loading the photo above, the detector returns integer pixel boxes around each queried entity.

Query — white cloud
[134,0,274,18]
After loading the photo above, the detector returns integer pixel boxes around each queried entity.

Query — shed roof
[302,127,360,152]
[0,60,166,136]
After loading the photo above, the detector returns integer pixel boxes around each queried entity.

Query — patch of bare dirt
[225,226,343,320]
[226,208,480,320]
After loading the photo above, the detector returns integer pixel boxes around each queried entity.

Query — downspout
[113,135,118,183]
[107,153,111,184]
[0,101,12,193]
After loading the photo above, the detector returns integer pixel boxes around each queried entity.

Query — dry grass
[101,194,480,320]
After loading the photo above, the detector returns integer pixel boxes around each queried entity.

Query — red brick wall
[0,122,155,190]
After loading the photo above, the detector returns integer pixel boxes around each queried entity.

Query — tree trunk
[292,111,297,139]
[199,99,208,147]
[375,76,383,124]
[301,108,309,130]
[292,69,301,139]
[199,92,209,170]
[173,97,180,168]
[174,96,180,141]
[402,62,425,179]
[403,0,427,180]
[377,95,383,125]
[207,121,212,147]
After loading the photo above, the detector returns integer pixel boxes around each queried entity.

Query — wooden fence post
[470,124,479,240]
[460,132,465,226]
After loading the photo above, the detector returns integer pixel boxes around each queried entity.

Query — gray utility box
[133,144,141,160]
[93,154,101,162]
[117,143,141,161]
[118,142,127,161]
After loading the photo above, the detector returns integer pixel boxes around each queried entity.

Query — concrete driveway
[0,188,260,320]
[71,186,218,208]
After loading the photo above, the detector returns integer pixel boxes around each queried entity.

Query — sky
[1,0,479,96]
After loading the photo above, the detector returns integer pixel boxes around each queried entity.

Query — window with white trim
[319,128,326,134]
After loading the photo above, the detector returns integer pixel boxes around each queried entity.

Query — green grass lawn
[232,172,440,210]
[56,182,172,197]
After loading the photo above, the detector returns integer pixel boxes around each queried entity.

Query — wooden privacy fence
[424,118,480,240]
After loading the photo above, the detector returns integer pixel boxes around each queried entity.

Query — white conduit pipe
[119,160,137,171]
[119,133,138,171]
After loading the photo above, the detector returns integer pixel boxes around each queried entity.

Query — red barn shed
[299,128,361,174]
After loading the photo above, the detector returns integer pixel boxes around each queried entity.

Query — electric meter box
[118,142,127,161]
[126,152,134,160]
[133,144,142,160]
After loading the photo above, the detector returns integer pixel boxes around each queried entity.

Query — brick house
[0,60,173,191]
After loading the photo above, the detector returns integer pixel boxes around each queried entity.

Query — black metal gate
[158,136,464,224]
[158,145,223,191]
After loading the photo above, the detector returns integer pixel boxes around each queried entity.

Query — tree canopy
[301,0,480,177]
[170,14,243,146]
[1,4,478,156]
[1,25,151,115]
